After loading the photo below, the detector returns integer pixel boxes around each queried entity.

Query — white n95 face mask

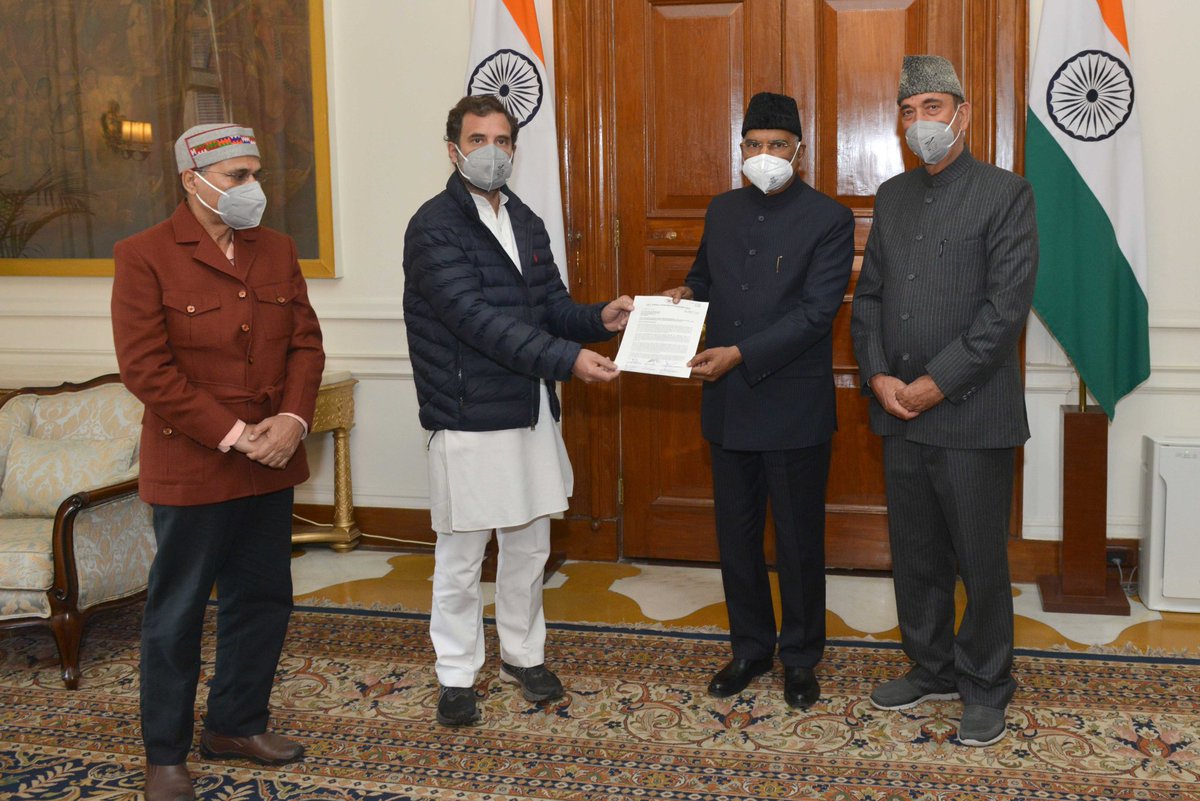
[455,144,514,191]
[741,147,799,194]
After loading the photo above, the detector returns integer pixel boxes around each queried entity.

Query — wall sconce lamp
[100,101,153,160]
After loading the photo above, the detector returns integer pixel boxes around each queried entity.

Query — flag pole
[1038,371,1128,615]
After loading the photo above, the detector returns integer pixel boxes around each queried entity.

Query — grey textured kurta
[851,149,1038,449]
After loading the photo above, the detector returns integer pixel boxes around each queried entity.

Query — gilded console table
[293,373,361,551]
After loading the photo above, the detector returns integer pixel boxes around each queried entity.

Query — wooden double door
[553,0,1027,568]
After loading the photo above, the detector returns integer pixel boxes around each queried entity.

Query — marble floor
[291,547,1200,655]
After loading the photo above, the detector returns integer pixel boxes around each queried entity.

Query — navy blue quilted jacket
[403,175,612,432]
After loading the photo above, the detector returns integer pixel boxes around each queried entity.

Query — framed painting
[0,0,335,278]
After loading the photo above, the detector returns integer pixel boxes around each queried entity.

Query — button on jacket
[685,177,855,451]
[111,202,325,506]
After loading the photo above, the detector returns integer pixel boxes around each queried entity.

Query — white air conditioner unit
[1140,436,1200,612]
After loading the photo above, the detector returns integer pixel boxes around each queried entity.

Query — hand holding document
[614,295,708,378]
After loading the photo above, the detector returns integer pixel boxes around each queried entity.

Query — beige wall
[0,0,1195,541]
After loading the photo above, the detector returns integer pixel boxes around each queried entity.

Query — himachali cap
[897,55,965,104]
[741,92,803,139]
[174,123,259,173]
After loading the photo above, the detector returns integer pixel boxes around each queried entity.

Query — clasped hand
[869,374,944,420]
[233,414,304,469]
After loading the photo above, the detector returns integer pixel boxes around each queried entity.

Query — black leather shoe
[436,685,481,726]
[707,656,773,698]
[784,666,820,710]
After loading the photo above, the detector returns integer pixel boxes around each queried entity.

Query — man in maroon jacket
[111,123,324,801]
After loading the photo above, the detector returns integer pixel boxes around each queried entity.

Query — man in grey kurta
[850,55,1038,747]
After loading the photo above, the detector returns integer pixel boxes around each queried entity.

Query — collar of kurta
[169,200,261,244]
[445,173,524,221]
[921,148,976,187]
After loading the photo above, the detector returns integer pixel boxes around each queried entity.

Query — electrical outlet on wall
[1107,545,1135,567]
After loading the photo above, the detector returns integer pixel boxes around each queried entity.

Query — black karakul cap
[741,92,802,139]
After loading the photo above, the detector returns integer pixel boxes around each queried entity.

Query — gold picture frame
[0,0,335,278]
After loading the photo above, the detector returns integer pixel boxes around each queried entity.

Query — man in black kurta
[851,55,1038,747]
[664,92,854,709]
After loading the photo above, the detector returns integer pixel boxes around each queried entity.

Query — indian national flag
[466,0,568,284]
[1027,0,1150,419]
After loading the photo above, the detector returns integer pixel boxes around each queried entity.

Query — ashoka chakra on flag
[468,48,543,127]
[1046,49,1134,142]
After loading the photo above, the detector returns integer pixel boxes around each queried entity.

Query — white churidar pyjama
[426,386,573,687]
[429,516,551,687]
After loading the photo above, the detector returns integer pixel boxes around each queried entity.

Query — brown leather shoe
[199,729,305,765]
[144,763,195,801]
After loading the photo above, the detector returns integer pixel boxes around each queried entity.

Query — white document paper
[614,295,709,378]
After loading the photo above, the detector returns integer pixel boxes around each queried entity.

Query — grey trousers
[882,437,1016,708]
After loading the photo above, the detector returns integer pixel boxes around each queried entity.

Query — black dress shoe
[784,666,820,710]
[707,656,773,698]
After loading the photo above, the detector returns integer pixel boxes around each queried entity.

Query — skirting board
[291,503,1139,584]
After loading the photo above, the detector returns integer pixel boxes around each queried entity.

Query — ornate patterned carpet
[1,605,1197,800]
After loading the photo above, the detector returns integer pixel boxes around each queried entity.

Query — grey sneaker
[500,662,564,702]
[957,704,1007,746]
[870,676,960,710]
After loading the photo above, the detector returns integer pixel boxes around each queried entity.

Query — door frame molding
[551,0,622,559]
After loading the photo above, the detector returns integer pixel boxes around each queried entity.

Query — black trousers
[710,440,830,669]
[882,437,1016,708]
[141,488,294,764]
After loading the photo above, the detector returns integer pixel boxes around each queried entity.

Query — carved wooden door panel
[614,0,787,561]
[560,0,1025,565]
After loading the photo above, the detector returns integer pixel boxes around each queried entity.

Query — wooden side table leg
[292,376,360,551]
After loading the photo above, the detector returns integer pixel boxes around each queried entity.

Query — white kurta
[425,192,574,534]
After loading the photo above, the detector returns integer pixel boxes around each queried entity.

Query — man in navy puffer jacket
[403,94,633,727]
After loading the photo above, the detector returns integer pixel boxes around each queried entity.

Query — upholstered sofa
[0,374,154,688]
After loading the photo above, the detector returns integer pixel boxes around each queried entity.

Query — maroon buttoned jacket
[112,202,325,506]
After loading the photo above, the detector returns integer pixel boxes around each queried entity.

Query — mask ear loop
[945,104,965,147]
[745,143,801,166]
[453,144,471,182]
[193,170,229,197]
[190,170,227,219]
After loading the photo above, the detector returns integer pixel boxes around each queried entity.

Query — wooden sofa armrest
[50,478,141,607]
